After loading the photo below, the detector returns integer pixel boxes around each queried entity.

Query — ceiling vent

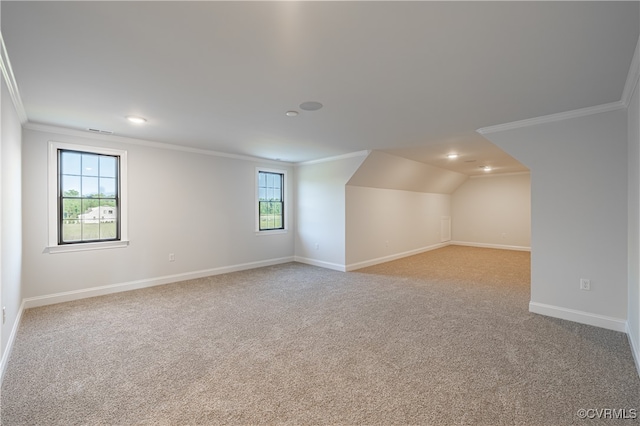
[87,128,114,135]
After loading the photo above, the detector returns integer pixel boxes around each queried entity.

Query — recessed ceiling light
[285,111,299,117]
[447,153,459,159]
[126,115,147,124]
[482,166,492,172]
[299,101,323,111]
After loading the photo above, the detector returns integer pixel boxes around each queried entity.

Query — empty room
[1,1,639,424]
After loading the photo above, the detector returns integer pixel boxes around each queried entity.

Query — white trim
[476,101,625,135]
[26,123,288,166]
[47,141,128,250]
[295,150,370,166]
[469,171,530,179]
[345,242,450,272]
[293,257,346,272]
[45,240,129,254]
[23,256,294,309]
[0,300,25,384]
[627,325,640,378]
[622,35,640,108]
[450,241,531,252]
[0,32,28,124]
[626,322,640,378]
[529,301,627,333]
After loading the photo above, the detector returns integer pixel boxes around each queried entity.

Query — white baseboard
[345,242,450,272]
[450,241,531,252]
[293,256,346,272]
[626,323,640,378]
[23,256,294,309]
[1,300,26,384]
[529,301,627,332]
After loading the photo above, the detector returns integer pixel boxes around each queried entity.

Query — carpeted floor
[1,246,638,425]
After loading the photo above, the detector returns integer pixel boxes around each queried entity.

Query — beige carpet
[1,246,638,425]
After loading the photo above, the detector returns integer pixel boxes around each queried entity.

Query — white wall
[21,126,294,304]
[628,67,640,369]
[345,187,450,269]
[294,153,367,271]
[484,109,628,331]
[451,172,531,250]
[1,75,23,372]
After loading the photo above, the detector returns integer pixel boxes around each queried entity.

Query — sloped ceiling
[347,151,468,195]
[2,1,639,175]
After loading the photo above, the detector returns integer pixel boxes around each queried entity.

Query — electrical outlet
[169,253,175,262]
[580,278,591,291]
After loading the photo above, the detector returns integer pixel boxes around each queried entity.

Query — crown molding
[23,122,289,166]
[476,101,625,135]
[0,31,28,124]
[295,150,371,166]
[621,35,640,108]
[469,171,530,179]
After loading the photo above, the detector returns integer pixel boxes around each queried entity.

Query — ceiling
[2,1,638,175]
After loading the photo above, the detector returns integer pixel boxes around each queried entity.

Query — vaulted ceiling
[2,1,638,175]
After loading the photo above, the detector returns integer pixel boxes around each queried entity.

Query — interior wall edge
[293,257,346,272]
[626,322,640,378]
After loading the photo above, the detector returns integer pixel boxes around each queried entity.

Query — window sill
[45,240,129,254]
[255,230,288,236]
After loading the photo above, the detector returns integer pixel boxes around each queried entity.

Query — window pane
[99,156,117,178]
[82,154,99,177]
[61,175,81,196]
[100,177,116,197]
[258,172,266,187]
[99,202,117,239]
[82,177,99,197]
[62,198,82,221]
[61,220,82,242]
[81,199,99,219]
[266,173,274,187]
[82,220,100,240]
[61,151,81,175]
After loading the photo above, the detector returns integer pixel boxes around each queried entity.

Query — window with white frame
[48,141,128,252]
[256,169,286,232]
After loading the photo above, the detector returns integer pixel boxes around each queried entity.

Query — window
[257,169,285,232]
[48,141,128,252]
